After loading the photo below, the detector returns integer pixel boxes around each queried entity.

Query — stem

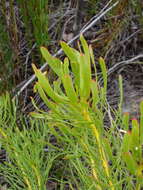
[80,140,102,190]
[83,109,114,190]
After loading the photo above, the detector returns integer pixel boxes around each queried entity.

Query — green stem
[83,109,114,190]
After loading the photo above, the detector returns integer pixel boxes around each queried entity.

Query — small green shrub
[31,35,143,189]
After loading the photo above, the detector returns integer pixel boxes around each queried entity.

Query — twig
[80,1,118,34]
[119,29,141,44]
[81,0,114,32]
[108,54,143,76]
[98,54,143,85]
[13,1,119,99]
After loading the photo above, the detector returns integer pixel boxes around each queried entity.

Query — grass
[0,36,143,189]
[0,0,50,94]
[17,0,50,48]
[0,93,59,190]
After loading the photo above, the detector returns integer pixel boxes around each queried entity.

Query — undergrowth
[17,0,50,47]
[0,0,50,94]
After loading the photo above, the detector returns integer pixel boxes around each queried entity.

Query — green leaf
[34,82,58,113]
[79,53,91,100]
[123,152,138,175]
[91,80,100,107]
[130,119,140,161]
[63,57,70,75]
[53,79,63,94]
[89,45,98,81]
[40,46,63,77]
[122,131,132,153]
[30,95,49,114]
[60,41,80,87]
[118,75,123,114]
[131,119,139,148]
[103,138,113,162]
[122,112,130,131]
[60,41,80,63]
[62,74,78,103]
[80,35,90,64]
[30,112,47,119]
[32,64,68,104]
[99,57,107,100]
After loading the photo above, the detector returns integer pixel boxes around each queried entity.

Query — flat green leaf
[80,35,90,64]
[91,80,100,107]
[40,46,63,77]
[62,74,78,103]
[130,119,140,161]
[34,82,58,113]
[89,45,98,81]
[131,119,139,148]
[60,41,79,63]
[63,57,70,75]
[122,131,132,153]
[53,79,62,94]
[122,112,130,131]
[32,64,68,104]
[60,41,80,87]
[79,54,91,100]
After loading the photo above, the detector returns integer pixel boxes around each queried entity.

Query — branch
[108,54,143,76]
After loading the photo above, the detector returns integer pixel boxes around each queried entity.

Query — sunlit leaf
[79,54,91,100]
[60,41,80,87]
[62,74,78,103]
[91,80,100,107]
[40,46,63,77]
[32,64,68,104]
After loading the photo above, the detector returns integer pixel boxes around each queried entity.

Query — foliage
[17,0,50,47]
[0,0,50,93]
[0,93,59,190]
[0,36,143,189]
[122,110,143,189]
[31,35,143,189]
